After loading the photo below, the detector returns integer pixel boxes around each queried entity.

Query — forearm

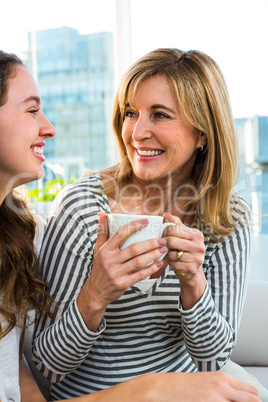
[54,372,260,402]
[55,373,182,402]
[33,301,105,381]
[180,215,250,370]
[76,278,107,332]
[20,357,46,402]
[179,268,207,310]
[34,191,105,379]
[179,285,235,370]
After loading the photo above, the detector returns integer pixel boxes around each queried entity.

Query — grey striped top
[32,174,251,400]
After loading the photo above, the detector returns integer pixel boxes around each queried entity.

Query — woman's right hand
[76,212,167,331]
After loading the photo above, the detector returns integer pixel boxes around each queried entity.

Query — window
[1,0,267,255]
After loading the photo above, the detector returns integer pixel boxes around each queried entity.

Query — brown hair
[107,48,244,239]
[0,51,53,338]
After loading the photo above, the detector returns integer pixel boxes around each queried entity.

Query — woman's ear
[199,132,207,148]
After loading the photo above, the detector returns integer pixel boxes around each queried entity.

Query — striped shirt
[32,174,251,400]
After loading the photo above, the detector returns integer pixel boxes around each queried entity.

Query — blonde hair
[105,48,244,239]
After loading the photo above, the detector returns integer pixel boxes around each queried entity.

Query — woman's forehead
[7,66,40,104]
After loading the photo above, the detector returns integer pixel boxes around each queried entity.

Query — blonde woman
[1,49,260,402]
[33,49,264,400]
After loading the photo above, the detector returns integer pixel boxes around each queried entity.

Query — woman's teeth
[137,149,163,156]
[31,146,43,155]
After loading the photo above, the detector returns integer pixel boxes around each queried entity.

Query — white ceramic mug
[107,213,175,268]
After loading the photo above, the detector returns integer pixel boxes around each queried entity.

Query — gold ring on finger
[177,250,183,262]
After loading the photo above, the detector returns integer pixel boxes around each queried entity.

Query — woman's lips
[136,149,163,156]
[30,145,45,161]
[135,148,164,160]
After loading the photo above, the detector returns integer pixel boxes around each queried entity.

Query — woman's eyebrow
[125,103,176,114]
[151,104,175,113]
[20,96,41,105]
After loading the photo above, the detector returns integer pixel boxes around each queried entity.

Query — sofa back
[231,280,268,366]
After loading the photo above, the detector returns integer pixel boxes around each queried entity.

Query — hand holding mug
[107,213,176,269]
[162,212,207,310]
[77,212,168,331]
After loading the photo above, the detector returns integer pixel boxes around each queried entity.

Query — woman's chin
[22,167,45,185]
[36,167,45,180]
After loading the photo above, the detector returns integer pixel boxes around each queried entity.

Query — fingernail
[156,260,164,267]
[158,238,166,246]
[139,219,149,225]
[159,246,168,253]
[98,211,107,221]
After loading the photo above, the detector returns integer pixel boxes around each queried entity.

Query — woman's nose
[132,115,153,142]
[39,113,56,138]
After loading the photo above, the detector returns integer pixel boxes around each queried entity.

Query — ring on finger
[177,250,183,262]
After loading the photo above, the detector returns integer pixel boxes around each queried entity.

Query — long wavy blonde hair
[104,48,244,239]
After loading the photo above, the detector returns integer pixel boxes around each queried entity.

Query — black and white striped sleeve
[178,201,251,371]
[32,176,110,382]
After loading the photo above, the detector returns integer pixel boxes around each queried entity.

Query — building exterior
[24,27,117,181]
[235,116,268,234]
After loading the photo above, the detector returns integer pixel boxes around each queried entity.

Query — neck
[112,175,194,218]
[0,189,7,206]
[0,174,12,206]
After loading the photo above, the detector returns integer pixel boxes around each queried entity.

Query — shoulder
[204,194,251,256]
[47,173,110,221]
[57,173,103,201]
[230,194,251,225]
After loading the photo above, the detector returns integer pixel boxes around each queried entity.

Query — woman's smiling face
[0,65,55,194]
[122,75,204,186]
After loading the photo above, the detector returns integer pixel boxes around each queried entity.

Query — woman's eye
[29,108,40,116]
[124,110,136,118]
[153,112,170,119]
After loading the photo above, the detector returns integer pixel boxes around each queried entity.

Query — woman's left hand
[163,212,207,309]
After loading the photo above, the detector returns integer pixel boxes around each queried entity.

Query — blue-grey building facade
[24,27,268,233]
[25,27,117,181]
[235,116,268,234]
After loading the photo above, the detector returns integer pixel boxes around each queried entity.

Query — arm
[32,186,104,382]
[183,221,250,371]
[164,201,251,370]
[19,330,46,402]
[55,372,260,402]
[33,178,165,381]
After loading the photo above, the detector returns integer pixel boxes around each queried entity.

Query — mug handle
[156,222,176,262]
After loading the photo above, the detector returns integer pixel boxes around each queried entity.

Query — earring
[200,145,204,152]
